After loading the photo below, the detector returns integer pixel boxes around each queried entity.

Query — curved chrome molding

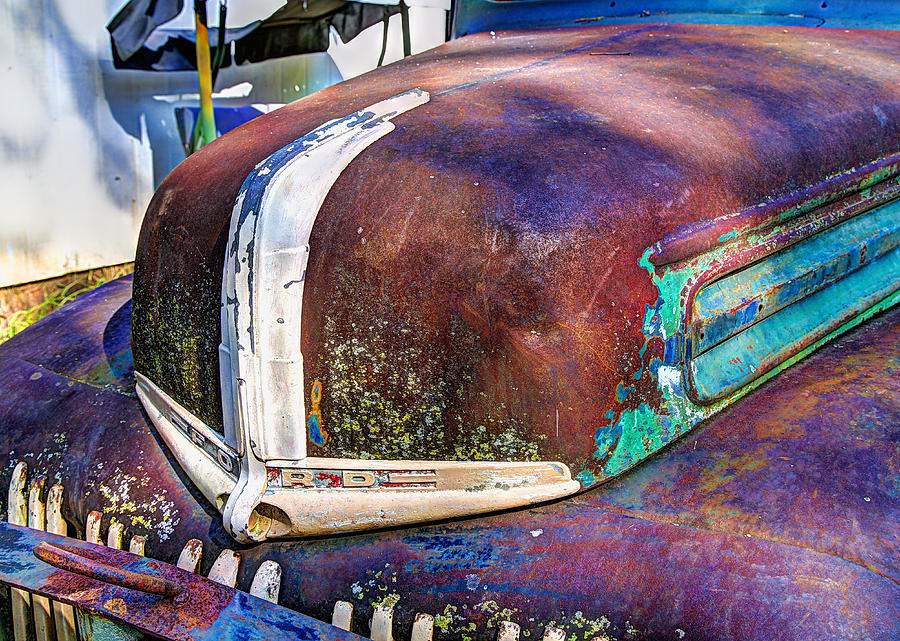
[221,89,431,463]
[209,89,580,542]
[135,372,237,508]
[138,363,578,540]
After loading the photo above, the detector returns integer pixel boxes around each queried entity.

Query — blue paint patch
[663,334,682,364]
[593,413,623,461]
[308,413,326,446]
[615,382,634,402]
[736,299,760,327]
[718,229,739,243]
[576,468,597,486]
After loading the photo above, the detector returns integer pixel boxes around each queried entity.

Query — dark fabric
[234,2,399,63]
[107,0,183,60]
[107,0,400,71]
[325,2,398,44]
[110,29,235,72]
[231,20,333,62]
[109,23,260,72]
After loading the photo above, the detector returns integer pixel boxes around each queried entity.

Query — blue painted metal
[693,198,900,355]
[453,0,900,36]
[691,247,900,401]
[688,196,900,402]
[0,522,365,641]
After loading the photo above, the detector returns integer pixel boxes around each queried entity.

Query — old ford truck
[2,1,899,639]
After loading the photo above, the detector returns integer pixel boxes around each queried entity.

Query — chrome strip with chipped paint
[219,89,580,540]
[138,89,580,542]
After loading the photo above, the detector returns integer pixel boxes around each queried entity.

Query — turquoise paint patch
[718,230,738,242]
[695,201,900,355]
[592,409,622,462]
[576,468,597,486]
[694,247,900,402]
[595,199,900,484]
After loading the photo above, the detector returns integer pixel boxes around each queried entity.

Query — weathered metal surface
[0,274,134,395]
[220,88,431,463]
[46,484,78,641]
[650,154,900,266]
[132,23,900,487]
[207,550,241,587]
[0,522,365,641]
[333,600,353,631]
[1,278,898,638]
[452,0,900,37]
[27,478,55,641]
[175,538,203,573]
[160,86,579,541]
[691,195,900,354]
[34,541,183,597]
[248,560,282,604]
[410,612,434,641]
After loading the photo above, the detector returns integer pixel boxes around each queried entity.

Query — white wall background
[0,0,447,287]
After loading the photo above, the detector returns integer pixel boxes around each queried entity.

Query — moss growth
[317,309,545,462]
[132,275,224,430]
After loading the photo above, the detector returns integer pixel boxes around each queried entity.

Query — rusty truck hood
[133,23,900,481]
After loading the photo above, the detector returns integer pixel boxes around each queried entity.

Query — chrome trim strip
[129,90,586,542]
[219,90,432,540]
[135,373,237,508]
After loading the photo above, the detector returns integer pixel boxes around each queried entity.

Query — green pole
[193,0,216,148]
[377,7,389,67]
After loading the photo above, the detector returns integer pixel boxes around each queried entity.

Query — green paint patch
[473,600,521,631]
[433,604,478,640]
[543,610,615,641]
[94,466,180,541]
